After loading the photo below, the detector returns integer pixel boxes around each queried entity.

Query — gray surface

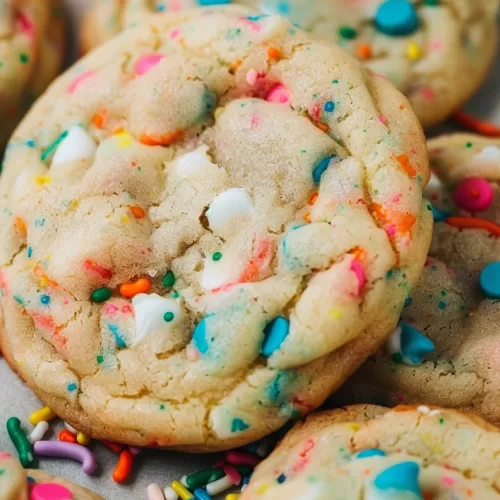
[1,1,500,498]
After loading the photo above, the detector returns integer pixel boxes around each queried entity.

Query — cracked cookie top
[0,451,101,500]
[0,0,65,147]
[81,0,498,128]
[241,404,500,499]
[337,134,500,425]
[0,7,431,450]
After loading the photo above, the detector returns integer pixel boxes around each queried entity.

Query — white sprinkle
[428,409,441,416]
[29,421,49,443]
[417,405,430,414]
[64,422,77,433]
[163,486,179,500]
[147,483,165,500]
[206,475,233,496]
[180,475,188,487]
[51,126,97,167]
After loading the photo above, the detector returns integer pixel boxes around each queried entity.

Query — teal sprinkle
[27,247,33,258]
[26,140,36,148]
[404,297,413,308]
[231,418,250,433]
[67,382,77,392]
[41,130,69,162]
[108,324,127,349]
[34,218,45,228]
[13,295,24,306]
[438,301,446,310]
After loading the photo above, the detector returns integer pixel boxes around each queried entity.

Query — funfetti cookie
[0,451,101,500]
[335,134,500,424]
[0,7,432,451]
[240,404,500,499]
[80,0,498,128]
[0,0,65,148]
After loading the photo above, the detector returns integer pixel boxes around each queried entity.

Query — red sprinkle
[58,429,77,444]
[225,450,261,467]
[112,450,134,483]
[223,464,242,485]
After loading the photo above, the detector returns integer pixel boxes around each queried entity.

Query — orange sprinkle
[230,59,242,71]
[58,429,77,443]
[316,122,330,133]
[453,111,500,137]
[396,154,416,178]
[393,405,415,412]
[307,192,319,205]
[397,213,416,233]
[139,130,184,146]
[302,211,311,223]
[112,450,134,484]
[357,43,372,60]
[130,206,145,219]
[267,47,281,61]
[353,247,366,261]
[446,216,500,236]
[120,278,151,298]
[112,126,124,135]
[14,216,27,237]
[92,110,108,129]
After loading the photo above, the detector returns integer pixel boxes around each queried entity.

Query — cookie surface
[81,0,498,128]
[241,404,500,499]
[0,8,431,450]
[0,0,65,147]
[0,451,101,500]
[336,134,500,424]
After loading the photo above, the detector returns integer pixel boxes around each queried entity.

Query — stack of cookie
[1,0,500,498]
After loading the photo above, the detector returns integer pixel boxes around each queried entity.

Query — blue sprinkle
[375,0,419,37]
[261,316,290,357]
[231,418,250,433]
[356,448,386,459]
[203,90,216,114]
[374,461,422,498]
[404,297,413,308]
[108,324,127,349]
[431,205,450,222]
[67,382,77,392]
[247,15,267,21]
[438,301,446,310]
[277,474,286,483]
[193,317,209,354]
[194,488,213,500]
[242,475,251,485]
[480,262,500,299]
[198,0,230,4]
[324,101,335,112]
[312,155,336,183]
[155,3,166,11]
[400,321,434,365]
[27,476,35,483]
[34,218,45,228]
[41,130,69,162]
[40,295,51,305]
[277,1,290,14]
[26,140,36,148]
[27,247,33,258]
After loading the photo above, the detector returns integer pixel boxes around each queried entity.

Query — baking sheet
[1,1,500,497]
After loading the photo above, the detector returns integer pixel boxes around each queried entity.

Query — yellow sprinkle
[29,406,57,425]
[39,276,48,287]
[407,42,421,60]
[256,484,270,494]
[328,309,343,319]
[72,200,79,208]
[114,131,134,148]
[35,175,51,185]
[226,495,240,500]
[170,480,194,500]
[214,106,225,120]
[44,255,51,262]
[77,432,90,446]
[347,423,360,431]
[120,215,130,223]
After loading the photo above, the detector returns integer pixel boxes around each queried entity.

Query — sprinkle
[223,464,242,485]
[58,429,77,443]
[226,496,240,500]
[431,205,450,222]
[91,287,112,303]
[446,216,500,236]
[231,418,250,433]
[357,43,372,60]
[192,318,209,354]
[135,53,166,75]
[19,52,29,63]
[212,252,222,261]
[454,177,493,212]
[357,449,386,459]
[277,474,286,483]
[29,421,49,444]
[92,110,107,129]
[7,417,34,467]
[186,468,225,490]
[140,130,184,146]
[312,155,336,183]
[147,483,165,500]
[34,441,97,475]
[267,47,281,60]
[164,312,175,322]
[130,206,146,219]
[375,0,419,36]
[112,450,134,483]
[67,70,96,94]
[29,406,57,425]
[77,432,90,446]
[338,25,357,39]
[261,316,290,357]
[407,42,421,60]
[67,382,77,392]
[453,111,500,137]
[41,130,69,162]
[40,295,51,305]
[164,486,180,500]
[323,101,335,112]
[30,483,73,499]
[206,475,233,496]
[120,278,151,298]
[51,125,97,167]
[267,84,290,104]
[101,440,124,453]
[163,271,176,287]
[226,450,261,467]
[397,154,416,178]
[194,489,212,500]
[480,262,500,298]
[373,461,422,497]
[170,480,194,499]
[246,69,258,85]
[83,259,113,280]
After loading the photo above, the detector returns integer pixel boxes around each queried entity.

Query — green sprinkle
[159,404,165,410]
[186,468,225,490]
[338,25,358,40]
[91,287,112,303]
[164,312,174,322]
[162,271,175,287]
[41,130,69,162]
[465,142,473,148]
[423,0,439,5]
[392,352,403,363]
[212,252,222,261]
[439,417,444,424]
[332,79,339,84]
[19,53,29,63]
[96,355,104,364]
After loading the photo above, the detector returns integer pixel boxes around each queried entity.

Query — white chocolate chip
[206,188,254,232]
[51,126,97,167]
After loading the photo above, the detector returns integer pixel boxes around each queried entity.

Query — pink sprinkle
[30,483,73,500]
[16,12,34,38]
[239,17,261,32]
[67,71,96,94]
[441,476,456,486]
[104,304,119,315]
[134,53,166,76]
[350,259,366,295]
[223,464,242,485]
[169,29,180,39]
[121,305,133,314]
[226,450,261,467]
[246,69,258,86]
[251,113,261,128]
[267,84,290,104]
[128,446,141,455]
[429,40,443,52]
[378,115,388,126]
[386,225,397,238]
[420,87,435,100]
[0,452,11,459]
[186,345,199,361]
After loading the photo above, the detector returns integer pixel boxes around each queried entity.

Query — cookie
[241,404,500,499]
[0,0,65,148]
[0,7,431,451]
[0,451,101,500]
[80,0,498,128]
[335,133,500,424]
